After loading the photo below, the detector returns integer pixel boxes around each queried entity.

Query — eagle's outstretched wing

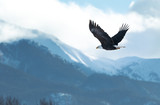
[112,24,129,45]
[89,20,113,46]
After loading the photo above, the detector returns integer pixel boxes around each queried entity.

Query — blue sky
[0,0,159,59]
[60,0,134,13]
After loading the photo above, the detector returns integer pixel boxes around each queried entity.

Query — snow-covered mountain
[31,34,116,74]
[1,20,160,105]
[116,57,160,82]
[0,20,160,83]
[32,35,160,83]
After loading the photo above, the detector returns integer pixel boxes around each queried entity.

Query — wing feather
[112,24,129,45]
[89,20,112,46]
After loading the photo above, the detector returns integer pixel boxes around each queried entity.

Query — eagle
[89,20,129,50]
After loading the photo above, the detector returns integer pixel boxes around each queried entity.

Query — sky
[0,0,159,59]
[60,0,133,13]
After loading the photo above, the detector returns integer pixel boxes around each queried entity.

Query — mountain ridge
[0,38,160,105]
[1,19,159,83]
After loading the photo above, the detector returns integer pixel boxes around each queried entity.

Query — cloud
[0,20,37,42]
[129,1,135,8]
[130,0,160,17]
[0,0,159,59]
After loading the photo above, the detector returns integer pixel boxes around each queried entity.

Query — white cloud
[129,1,135,8]
[0,21,37,42]
[0,0,159,59]
[130,0,160,17]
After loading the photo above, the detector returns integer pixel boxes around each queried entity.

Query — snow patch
[51,93,73,105]
[63,49,79,62]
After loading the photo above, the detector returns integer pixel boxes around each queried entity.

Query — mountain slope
[117,57,160,82]
[0,62,59,105]
[0,40,86,85]
[0,39,160,105]
[79,73,160,105]
[1,61,160,105]
[33,35,160,83]
[0,19,160,83]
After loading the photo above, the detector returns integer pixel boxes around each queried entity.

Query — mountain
[79,73,160,105]
[32,35,160,83]
[116,57,160,83]
[28,30,160,83]
[0,39,160,105]
[31,35,115,74]
[25,29,116,75]
[0,20,160,105]
[0,39,87,86]
[0,62,56,105]
[0,62,84,105]
[1,19,160,83]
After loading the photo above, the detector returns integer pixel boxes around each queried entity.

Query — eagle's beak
[96,46,98,49]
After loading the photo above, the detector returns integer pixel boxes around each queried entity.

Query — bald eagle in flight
[89,20,129,50]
